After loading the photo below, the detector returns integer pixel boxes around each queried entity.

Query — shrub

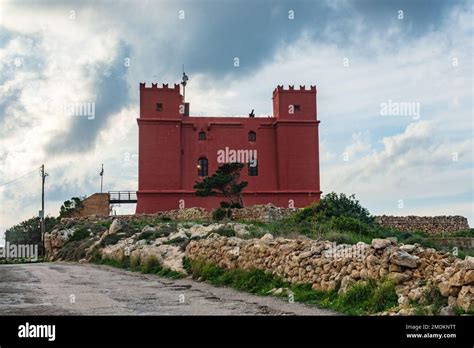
[370,279,398,313]
[130,254,141,271]
[212,207,232,221]
[101,233,121,246]
[220,201,242,209]
[423,286,448,314]
[141,256,162,274]
[329,216,371,235]
[68,227,91,242]
[56,239,94,261]
[164,236,188,247]
[324,231,358,245]
[213,227,236,237]
[338,279,375,310]
[137,223,177,241]
[97,220,112,229]
[293,192,374,225]
[5,216,58,245]
[59,196,85,218]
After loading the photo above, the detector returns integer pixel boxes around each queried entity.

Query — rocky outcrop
[375,215,469,235]
[186,236,473,314]
[44,228,76,260]
[99,221,254,273]
[44,215,473,314]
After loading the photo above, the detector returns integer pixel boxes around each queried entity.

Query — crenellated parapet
[139,82,181,91]
[272,85,317,97]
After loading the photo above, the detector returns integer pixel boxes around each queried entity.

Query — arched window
[248,159,258,176]
[198,131,206,140]
[248,131,256,142]
[197,157,208,177]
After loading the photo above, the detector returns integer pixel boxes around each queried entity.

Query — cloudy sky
[0,0,472,241]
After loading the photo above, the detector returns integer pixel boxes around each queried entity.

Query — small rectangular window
[156,103,163,111]
[248,161,258,176]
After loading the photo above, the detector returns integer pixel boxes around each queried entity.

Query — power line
[0,167,40,187]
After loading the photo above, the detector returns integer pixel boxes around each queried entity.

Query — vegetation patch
[56,239,94,261]
[137,223,177,241]
[95,255,184,279]
[163,236,188,248]
[68,227,91,242]
[410,286,448,315]
[5,216,58,245]
[212,207,232,221]
[212,227,236,237]
[184,258,399,315]
[101,233,122,246]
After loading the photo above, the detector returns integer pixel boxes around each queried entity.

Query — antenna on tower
[181,64,189,102]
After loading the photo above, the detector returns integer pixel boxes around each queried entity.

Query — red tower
[136,83,321,213]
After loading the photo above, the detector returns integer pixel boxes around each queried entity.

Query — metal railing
[108,191,137,203]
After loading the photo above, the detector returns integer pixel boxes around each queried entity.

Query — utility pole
[40,164,48,257]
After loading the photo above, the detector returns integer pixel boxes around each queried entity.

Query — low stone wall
[428,237,474,250]
[70,193,109,217]
[230,204,296,222]
[375,215,469,235]
[59,204,295,224]
[186,235,474,313]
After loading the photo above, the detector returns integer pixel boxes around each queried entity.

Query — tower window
[156,103,163,111]
[197,157,208,177]
[248,131,256,142]
[248,160,258,176]
[198,131,206,140]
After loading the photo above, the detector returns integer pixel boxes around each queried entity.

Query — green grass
[96,220,112,229]
[184,258,399,315]
[101,233,122,246]
[163,236,188,246]
[242,215,468,257]
[136,223,177,241]
[56,239,94,261]
[453,306,474,315]
[424,286,448,314]
[212,227,236,237]
[68,227,91,242]
[95,254,184,279]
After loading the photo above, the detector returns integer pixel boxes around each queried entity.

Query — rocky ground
[41,208,473,316]
[0,262,335,315]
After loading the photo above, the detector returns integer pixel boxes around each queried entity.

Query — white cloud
[0,0,472,243]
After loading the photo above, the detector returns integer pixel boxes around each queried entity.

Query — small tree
[59,197,85,218]
[194,163,248,208]
[5,216,58,245]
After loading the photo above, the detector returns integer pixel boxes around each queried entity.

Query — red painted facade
[136,82,321,213]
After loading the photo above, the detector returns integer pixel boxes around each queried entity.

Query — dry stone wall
[375,215,469,235]
[59,204,295,224]
[186,235,474,313]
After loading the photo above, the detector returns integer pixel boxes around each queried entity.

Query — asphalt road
[0,263,336,315]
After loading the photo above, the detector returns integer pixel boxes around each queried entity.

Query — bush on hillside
[293,192,375,226]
